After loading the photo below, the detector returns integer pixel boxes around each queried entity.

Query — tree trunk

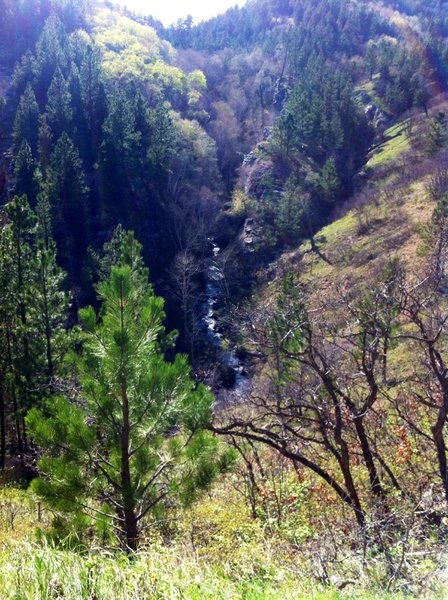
[124,506,139,553]
[0,374,6,470]
[6,327,23,456]
[432,409,448,503]
[382,336,389,384]
[354,417,386,499]
[120,379,138,552]
[337,442,366,528]
[40,257,54,380]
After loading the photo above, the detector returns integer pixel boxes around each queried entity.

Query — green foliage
[256,64,373,249]
[274,193,303,244]
[366,122,410,169]
[320,158,341,204]
[34,15,68,101]
[14,140,42,206]
[47,133,88,275]
[0,539,429,600]
[169,116,221,203]
[27,233,231,550]
[45,66,73,140]
[269,274,307,361]
[0,194,71,465]
[13,83,39,155]
[94,10,185,102]
[425,112,448,156]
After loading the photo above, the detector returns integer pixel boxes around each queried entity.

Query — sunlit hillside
[1,0,448,598]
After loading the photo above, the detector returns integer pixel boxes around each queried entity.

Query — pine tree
[320,157,341,203]
[274,179,304,245]
[11,51,37,99]
[34,15,67,104]
[147,102,175,186]
[38,113,53,176]
[0,226,18,466]
[79,43,105,155]
[14,140,41,207]
[0,194,71,466]
[27,232,232,551]
[101,86,143,224]
[13,83,39,155]
[47,133,89,276]
[33,200,71,383]
[425,112,448,156]
[2,196,38,455]
[46,66,73,141]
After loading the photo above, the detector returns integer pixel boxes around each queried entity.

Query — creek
[197,238,249,399]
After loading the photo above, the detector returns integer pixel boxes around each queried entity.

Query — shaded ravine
[197,238,249,400]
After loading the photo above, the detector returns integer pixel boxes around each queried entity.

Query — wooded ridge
[0,0,448,597]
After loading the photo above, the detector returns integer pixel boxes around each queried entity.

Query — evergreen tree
[147,102,176,186]
[79,43,105,156]
[47,133,89,276]
[0,194,71,465]
[273,177,304,245]
[0,226,18,465]
[33,235,71,381]
[45,66,73,141]
[100,86,146,227]
[11,51,37,99]
[38,113,53,175]
[320,157,341,203]
[2,196,38,455]
[13,83,39,155]
[35,193,53,250]
[34,15,67,104]
[425,112,448,156]
[14,140,41,207]
[27,232,232,551]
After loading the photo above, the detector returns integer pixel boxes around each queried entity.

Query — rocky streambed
[197,238,249,399]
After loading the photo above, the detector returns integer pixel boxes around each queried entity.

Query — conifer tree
[79,43,105,153]
[14,140,41,206]
[46,66,73,141]
[2,195,38,454]
[425,112,448,156]
[47,133,88,276]
[27,232,232,551]
[11,51,37,99]
[0,194,71,465]
[34,15,67,103]
[101,87,143,223]
[13,83,39,155]
[38,113,53,176]
[320,157,341,203]
[0,227,18,464]
[34,210,71,382]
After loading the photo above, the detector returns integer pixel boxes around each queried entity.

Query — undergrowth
[0,485,446,599]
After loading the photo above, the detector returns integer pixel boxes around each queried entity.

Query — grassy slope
[218,114,448,599]
[277,120,432,307]
[0,127,444,600]
[0,487,419,600]
[252,116,434,387]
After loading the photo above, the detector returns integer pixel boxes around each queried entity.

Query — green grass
[356,78,383,107]
[300,211,357,257]
[299,211,359,282]
[358,80,375,95]
[0,486,445,599]
[367,122,411,169]
[0,541,433,600]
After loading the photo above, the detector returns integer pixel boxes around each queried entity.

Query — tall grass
[0,540,431,600]
[0,486,446,599]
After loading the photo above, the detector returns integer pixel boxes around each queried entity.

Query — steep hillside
[2,1,448,597]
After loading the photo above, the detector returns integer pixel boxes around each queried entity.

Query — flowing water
[197,238,249,398]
